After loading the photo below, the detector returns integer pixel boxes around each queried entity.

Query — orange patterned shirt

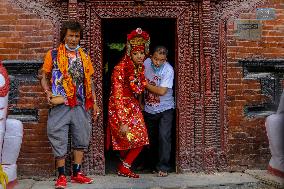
[42,44,95,109]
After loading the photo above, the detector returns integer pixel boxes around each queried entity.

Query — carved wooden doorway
[83,1,227,174]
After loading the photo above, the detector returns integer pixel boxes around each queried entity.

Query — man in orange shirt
[40,21,99,189]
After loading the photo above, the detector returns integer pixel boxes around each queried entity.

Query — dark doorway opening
[102,18,176,173]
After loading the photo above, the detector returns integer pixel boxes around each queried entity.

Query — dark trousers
[144,109,174,172]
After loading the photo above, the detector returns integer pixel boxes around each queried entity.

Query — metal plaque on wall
[235,19,262,40]
[256,8,276,20]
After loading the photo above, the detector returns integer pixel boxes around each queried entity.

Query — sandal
[157,170,168,177]
[152,170,157,174]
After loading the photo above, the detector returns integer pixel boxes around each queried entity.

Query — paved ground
[245,170,284,188]
[12,170,284,189]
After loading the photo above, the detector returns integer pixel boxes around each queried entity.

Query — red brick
[0,32,12,37]
[0,15,17,20]
[227,100,246,107]
[263,36,284,42]
[18,157,53,165]
[0,48,19,54]
[18,163,54,177]
[263,20,284,26]
[0,54,18,60]
[22,141,50,147]
[3,42,24,48]
[20,146,52,153]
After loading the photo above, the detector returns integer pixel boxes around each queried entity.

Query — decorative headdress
[126,28,150,56]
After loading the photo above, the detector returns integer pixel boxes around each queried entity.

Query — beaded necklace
[126,56,146,95]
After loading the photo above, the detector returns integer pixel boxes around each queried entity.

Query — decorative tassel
[85,97,93,110]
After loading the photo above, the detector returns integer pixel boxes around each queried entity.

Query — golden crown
[129,37,147,46]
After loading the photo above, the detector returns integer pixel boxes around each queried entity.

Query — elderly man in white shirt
[143,46,175,177]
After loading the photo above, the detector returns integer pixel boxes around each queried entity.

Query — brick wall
[0,0,55,177]
[0,0,54,60]
[226,1,284,171]
[16,82,54,177]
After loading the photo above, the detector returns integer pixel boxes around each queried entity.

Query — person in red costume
[107,28,150,178]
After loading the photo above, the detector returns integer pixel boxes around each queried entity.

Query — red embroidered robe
[108,56,149,150]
